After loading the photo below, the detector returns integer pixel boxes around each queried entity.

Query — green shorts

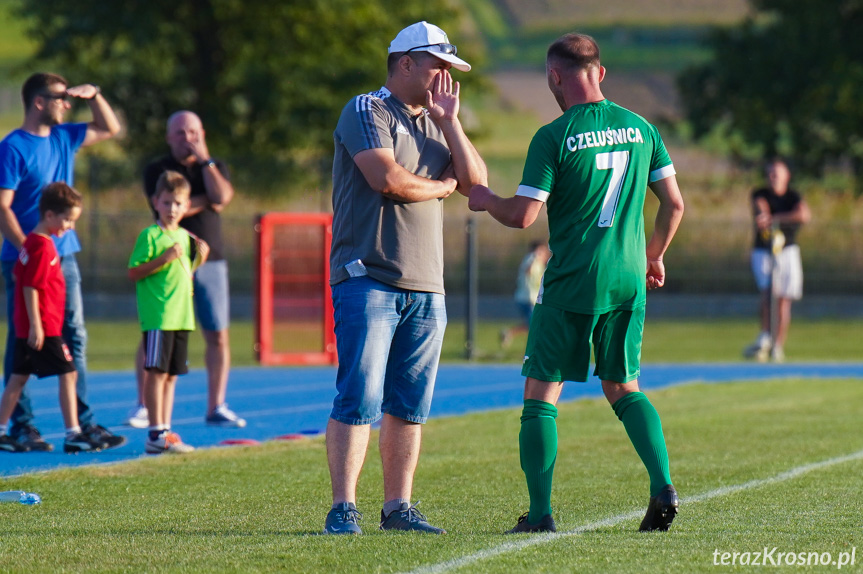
[521,303,644,384]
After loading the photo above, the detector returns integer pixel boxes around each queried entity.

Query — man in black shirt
[743,157,810,362]
[127,111,246,428]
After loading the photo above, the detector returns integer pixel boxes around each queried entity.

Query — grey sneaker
[639,484,679,532]
[324,502,363,535]
[206,404,247,428]
[379,501,446,534]
[505,512,556,534]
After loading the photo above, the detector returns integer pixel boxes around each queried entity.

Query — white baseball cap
[388,21,471,72]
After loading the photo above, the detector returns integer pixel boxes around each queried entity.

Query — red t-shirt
[13,233,66,338]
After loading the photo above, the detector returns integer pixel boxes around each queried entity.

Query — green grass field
[1,377,861,572]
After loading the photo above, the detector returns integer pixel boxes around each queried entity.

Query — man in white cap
[323,21,486,535]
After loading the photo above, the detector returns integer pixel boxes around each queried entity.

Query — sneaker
[83,424,127,450]
[125,404,149,429]
[505,512,557,534]
[379,501,446,534]
[0,434,30,453]
[639,484,679,532]
[770,346,785,363]
[145,431,195,454]
[323,502,363,535]
[206,404,247,428]
[13,425,53,452]
[743,334,771,361]
[64,431,106,453]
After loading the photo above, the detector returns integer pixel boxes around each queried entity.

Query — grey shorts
[193,260,230,331]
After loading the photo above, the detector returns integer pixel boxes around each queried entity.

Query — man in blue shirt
[0,72,124,452]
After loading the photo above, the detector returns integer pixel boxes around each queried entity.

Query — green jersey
[517,99,675,314]
[129,224,196,331]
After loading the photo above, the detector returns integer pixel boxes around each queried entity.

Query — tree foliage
[16,0,465,191]
[678,0,863,179]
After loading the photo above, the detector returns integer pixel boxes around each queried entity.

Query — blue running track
[2,362,862,477]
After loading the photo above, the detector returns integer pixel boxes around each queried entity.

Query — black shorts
[142,330,190,376]
[11,337,76,379]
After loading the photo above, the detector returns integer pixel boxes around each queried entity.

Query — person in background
[743,157,810,363]
[126,110,244,429]
[0,72,125,451]
[500,241,551,348]
[0,183,106,454]
[129,171,208,454]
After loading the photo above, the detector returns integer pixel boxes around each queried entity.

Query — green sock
[519,399,558,523]
[612,392,672,497]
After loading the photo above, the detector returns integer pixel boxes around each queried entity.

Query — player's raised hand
[426,70,460,123]
[646,258,666,290]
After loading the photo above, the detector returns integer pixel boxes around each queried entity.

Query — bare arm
[755,196,811,230]
[353,148,457,203]
[645,175,685,290]
[199,163,235,212]
[468,184,544,229]
[426,71,488,196]
[0,188,26,251]
[22,286,44,350]
[67,85,121,147]
[426,72,487,195]
[128,244,183,282]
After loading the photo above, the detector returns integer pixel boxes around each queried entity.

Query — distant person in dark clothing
[743,157,810,363]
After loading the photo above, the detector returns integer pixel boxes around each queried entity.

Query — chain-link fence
[73,208,863,306]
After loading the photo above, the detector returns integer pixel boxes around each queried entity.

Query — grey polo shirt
[330,87,452,294]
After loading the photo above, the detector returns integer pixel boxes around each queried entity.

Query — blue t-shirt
[0,123,88,261]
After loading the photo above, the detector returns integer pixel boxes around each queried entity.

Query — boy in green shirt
[129,171,208,454]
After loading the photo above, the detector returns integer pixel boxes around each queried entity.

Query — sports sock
[519,399,558,523]
[383,498,409,517]
[611,392,672,497]
[148,426,167,441]
[65,426,81,439]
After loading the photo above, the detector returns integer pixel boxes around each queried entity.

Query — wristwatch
[200,158,217,169]
[88,85,101,99]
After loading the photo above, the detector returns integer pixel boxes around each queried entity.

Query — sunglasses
[39,92,69,102]
[405,43,458,56]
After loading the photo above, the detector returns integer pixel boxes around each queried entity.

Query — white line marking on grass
[404,448,863,574]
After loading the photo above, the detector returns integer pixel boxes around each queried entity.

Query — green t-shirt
[517,99,675,314]
[129,224,196,331]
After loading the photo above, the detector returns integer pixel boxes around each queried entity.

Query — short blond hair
[154,170,190,201]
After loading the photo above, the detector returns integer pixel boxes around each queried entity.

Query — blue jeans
[3,254,93,434]
[330,276,447,425]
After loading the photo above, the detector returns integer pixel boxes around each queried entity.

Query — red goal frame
[254,212,336,365]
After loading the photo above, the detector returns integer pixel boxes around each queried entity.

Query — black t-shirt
[751,186,802,249]
[143,155,229,261]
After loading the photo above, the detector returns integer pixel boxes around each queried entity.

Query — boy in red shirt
[0,183,106,453]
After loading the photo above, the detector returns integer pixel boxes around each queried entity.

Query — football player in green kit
[469,33,685,533]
